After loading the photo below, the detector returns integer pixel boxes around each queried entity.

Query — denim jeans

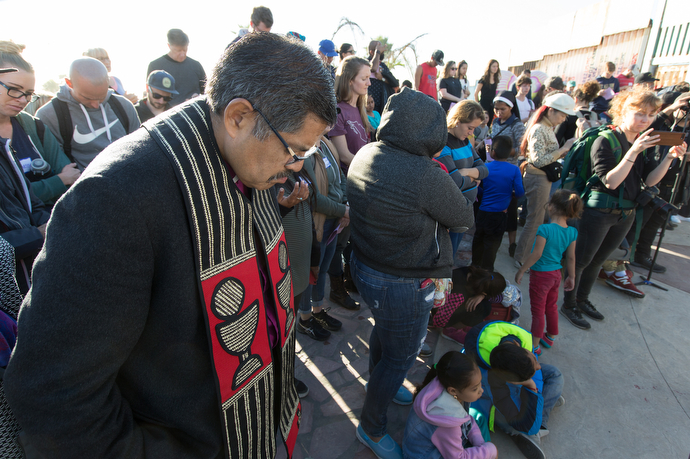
[494,363,564,433]
[299,218,338,313]
[351,252,436,437]
[563,207,636,305]
[327,226,351,277]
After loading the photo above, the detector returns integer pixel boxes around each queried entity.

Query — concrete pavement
[284,220,690,459]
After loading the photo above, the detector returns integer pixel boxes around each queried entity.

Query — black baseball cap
[432,50,444,65]
[635,72,659,84]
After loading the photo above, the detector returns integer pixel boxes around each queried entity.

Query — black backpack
[50,96,131,161]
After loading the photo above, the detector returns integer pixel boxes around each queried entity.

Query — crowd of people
[0,5,689,459]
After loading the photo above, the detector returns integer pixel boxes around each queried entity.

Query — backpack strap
[107,96,131,134]
[50,98,74,161]
[35,118,46,145]
[582,129,635,210]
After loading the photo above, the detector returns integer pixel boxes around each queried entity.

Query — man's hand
[37,224,47,238]
[58,163,81,186]
[277,180,309,208]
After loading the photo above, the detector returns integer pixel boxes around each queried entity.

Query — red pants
[529,269,561,339]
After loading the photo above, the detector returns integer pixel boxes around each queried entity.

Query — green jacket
[16,111,71,205]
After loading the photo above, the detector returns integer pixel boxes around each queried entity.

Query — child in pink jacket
[403,351,497,459]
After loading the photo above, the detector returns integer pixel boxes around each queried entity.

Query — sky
[5,0,608,98]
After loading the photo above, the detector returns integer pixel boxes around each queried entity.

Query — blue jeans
[494,363,564,433]
[299,218,338,313]
[351,252,436,437]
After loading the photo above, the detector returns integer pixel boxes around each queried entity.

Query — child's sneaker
[540,334,555,349]
[533,345,542,356]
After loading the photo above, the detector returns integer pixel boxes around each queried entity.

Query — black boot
[343,262,358,293]
[329,274,360,310]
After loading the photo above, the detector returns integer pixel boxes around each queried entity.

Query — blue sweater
[479,161,524,212]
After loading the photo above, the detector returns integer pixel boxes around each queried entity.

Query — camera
[635,186,677,217]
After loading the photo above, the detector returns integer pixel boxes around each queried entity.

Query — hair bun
[0,40,25,55]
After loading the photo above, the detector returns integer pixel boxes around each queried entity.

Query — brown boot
[343,262,358,293]
[329,274,360,310]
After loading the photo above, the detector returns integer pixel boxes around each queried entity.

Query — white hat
[543,93,576,116]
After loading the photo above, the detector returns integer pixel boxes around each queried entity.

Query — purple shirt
[330,101,369,159]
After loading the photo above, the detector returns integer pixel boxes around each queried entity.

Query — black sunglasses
[150,92,173,102]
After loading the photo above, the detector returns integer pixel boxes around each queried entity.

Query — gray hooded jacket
[348,88,474,279]
[36,85,140,170]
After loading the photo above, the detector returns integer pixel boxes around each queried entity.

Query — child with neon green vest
[465,321,564,459]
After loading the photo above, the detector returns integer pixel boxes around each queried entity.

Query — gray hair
[207,33,337,141]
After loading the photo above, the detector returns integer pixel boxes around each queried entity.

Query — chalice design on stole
[212,277,263,390]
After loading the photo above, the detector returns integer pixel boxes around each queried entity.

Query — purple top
[330,101,369,160]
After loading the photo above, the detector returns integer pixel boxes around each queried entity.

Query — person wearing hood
[348,87,475,459]
[490,90,526,257]
[36,57,140,171]
[403,351,497,459]
[513,94,576,271]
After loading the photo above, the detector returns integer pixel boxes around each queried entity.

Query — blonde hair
[0,40,33,73]
[447,100,483,129]
[609,86,661,126]
[335,56,372,133]
[83,48,109,60]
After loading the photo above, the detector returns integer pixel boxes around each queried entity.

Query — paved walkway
[286,220,690,459]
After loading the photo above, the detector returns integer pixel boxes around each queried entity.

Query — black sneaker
[560,305,591,330]
[297,317,331,341]
[295,379,309,398]
[577,300,604,321]
[511,432,545,459]
[631,255,667,273]
[312,308,342,331]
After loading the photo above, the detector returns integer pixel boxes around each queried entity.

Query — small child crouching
[402,351,497,459]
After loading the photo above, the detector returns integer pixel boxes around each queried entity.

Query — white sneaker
[671,215,681,224]
[676,215,690,222]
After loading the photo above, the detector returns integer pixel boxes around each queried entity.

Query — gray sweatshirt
[36,85,140,170]
[348,87,475,279]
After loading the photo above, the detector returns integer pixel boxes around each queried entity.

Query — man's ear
[65,78,73,89]
[223,99,256,140]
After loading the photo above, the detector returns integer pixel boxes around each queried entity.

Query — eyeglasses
[451,67,458,70]
[0,81,37,102]
[150,92,173,102]
[251,104,319,165]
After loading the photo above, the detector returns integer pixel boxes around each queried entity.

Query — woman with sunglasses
[0,41,79,206]
[439,61,464,114]
[338,43,355,62]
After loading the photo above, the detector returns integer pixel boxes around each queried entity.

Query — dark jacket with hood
[347,87,475,279]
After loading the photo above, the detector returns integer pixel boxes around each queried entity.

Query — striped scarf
[145,99,300,458]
